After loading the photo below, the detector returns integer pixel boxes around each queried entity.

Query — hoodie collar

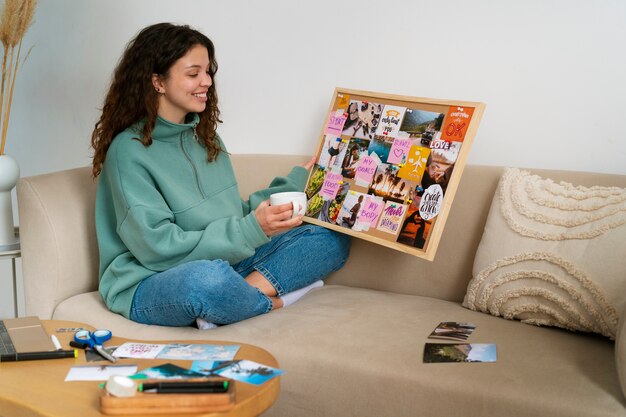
[150,113,200,142]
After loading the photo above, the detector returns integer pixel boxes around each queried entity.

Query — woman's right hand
[255,200,303,236]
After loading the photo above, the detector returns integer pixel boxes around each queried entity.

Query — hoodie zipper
[179,132,205,198]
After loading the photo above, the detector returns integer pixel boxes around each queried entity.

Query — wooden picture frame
[303,88,485,261]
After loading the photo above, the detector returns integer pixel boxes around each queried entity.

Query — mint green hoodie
[96,114,308,318]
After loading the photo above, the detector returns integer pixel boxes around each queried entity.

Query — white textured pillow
[463,168,626,339]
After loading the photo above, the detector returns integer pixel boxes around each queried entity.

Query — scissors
[72,329,117,363]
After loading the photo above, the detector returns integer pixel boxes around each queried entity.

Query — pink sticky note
[354,155,377,186]
[325,110,348,136]
[387,138,412,164]
[357,197,384,230]
[319,172,343,200]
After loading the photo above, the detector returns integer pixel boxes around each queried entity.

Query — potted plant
[0,0,36,246]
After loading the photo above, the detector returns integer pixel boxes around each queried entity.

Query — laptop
[0,316,56,354]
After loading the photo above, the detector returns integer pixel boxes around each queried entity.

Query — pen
[0,349,78,362]
[94,345,117,363]
[139,380,230,394]
[51,335,62,350]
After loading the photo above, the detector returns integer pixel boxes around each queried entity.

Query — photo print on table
[423,343,496,363]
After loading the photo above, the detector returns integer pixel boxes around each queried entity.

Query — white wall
[2,0,626,317]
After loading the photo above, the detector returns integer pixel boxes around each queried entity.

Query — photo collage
[304,91,476,253]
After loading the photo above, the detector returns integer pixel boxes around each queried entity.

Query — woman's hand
[255,200,303,236]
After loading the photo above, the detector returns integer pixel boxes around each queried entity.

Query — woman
[91,23,350,327]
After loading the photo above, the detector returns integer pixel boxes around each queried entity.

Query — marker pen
[0,349,78,362]
[139,380,230,394]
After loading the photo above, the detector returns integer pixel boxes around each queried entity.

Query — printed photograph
[420,151,455,195]
[133,363,205,379]
[423,343,497,363]
[342,100,383,140]
[319,182,350,224]
[336,191,367,229]
[305,165,326,200]
[396,206,431,249]
[212,360,284,385]
[427,322,477,341]
[157,344,240,361]
[341,138,371,179]
[367,134,394,163]
[398,108,445,147]
[318,135,349,169]
[368,163,411,203]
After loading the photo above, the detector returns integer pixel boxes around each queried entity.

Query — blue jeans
[130,225,351,326]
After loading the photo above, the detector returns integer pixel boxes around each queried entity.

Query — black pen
[0,349,78,362]
[139,380,230,394]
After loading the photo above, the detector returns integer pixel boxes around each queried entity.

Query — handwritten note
[354,155,378,187]
[387,138,412,164]
[319,171,344,200]
[355,196,384,231]
[325,109,348,136]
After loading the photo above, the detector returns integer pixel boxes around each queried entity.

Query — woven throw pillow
[463,168,626,339]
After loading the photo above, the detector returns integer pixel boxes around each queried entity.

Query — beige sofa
[17,155,626,417]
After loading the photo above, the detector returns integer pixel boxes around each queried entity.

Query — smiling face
[152,44,212,124]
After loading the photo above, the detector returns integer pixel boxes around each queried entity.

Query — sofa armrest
[17,167,100,319]
[617,307,626,401]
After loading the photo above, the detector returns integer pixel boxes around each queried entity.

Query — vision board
[303,88,485,261]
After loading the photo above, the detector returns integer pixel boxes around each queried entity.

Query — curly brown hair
[91,23,222,177]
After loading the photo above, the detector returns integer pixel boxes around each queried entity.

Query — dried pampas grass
[0,0,36,155]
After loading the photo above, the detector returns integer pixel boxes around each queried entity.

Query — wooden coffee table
[0,320,280,416]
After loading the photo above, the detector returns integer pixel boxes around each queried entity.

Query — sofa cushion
[464,168,626,339]
[53,285,624,417]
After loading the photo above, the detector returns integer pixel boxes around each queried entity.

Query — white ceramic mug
[270,191,307,218]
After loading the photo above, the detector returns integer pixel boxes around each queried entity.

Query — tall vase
[0,154,20,246]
